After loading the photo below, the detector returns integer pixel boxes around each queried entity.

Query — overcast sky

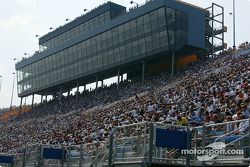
[0,0,249,108]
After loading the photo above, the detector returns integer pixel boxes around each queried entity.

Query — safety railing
[1,119,249,167]
[112,122,150,165]
[189,119,250,166]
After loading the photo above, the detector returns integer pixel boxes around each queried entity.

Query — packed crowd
[16,79,149,120]
[0,43,250,153]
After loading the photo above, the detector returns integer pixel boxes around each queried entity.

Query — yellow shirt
[177,117,188,126]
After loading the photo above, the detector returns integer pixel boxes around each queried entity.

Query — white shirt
[238,120,249,133]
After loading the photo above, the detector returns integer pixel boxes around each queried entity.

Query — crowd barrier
[0,119,249,167]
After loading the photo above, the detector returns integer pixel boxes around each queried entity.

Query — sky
[0,0,249,108]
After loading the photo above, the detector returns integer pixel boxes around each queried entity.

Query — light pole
[0,75,2,93]
[229,0,236,49]
[10,72,15,110]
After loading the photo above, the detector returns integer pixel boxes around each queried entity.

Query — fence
[0,119,249,167]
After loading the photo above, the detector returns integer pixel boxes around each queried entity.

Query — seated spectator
[224,116,236,133]
[176,115,188,126]
[236,115,249,134]
[204,116,215,125]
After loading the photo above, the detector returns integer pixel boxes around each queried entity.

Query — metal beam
[214,36,223,40]
[213,13,223,17]
[213,19,223,24]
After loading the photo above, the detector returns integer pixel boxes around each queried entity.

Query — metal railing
[0,119,249,167]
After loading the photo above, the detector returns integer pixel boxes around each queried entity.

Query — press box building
[15,0,226,106]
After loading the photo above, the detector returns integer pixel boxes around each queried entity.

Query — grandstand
[0,44,249,166]
[0,0,249,167]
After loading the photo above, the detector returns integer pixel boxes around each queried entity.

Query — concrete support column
[59,87,62,113]
[31,94,34,111]
[95,76,98,95]
[40,95,43,103]
[19,97,23,114]
[45,93,48,112]
[121,74,123,82]
[84,85,86,91]
[141,60,145,85]
[101,80,104,88]
[117,68,120,90]
[171,52,175,77]
[76,80,79,102]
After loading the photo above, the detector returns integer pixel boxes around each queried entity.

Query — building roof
[175,0,209,13]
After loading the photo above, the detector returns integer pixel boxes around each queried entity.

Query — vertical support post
[141,60,145,85]
[37,145,43,167]
[186,126,191,167]
[67,146,71,167]
[143,123,147,155]
[194,128,198,163]
[10,72,15,110]
[101,80,104,88]
[212,3,214,57]
[31,94,34,111]
[79,144,83,167]
[121,74,123,82]
[108,131,114,167]
[222,5,225,51]
[117,68,120,90]
[40,95,43,103]
[95,76,98,95]
[59,87,62,113]
[19,97,23,114]
[248,118,250,159]
[0,76,2,94]
[84,85,86,91]
[148,123,154,166]
[61,147,64,167]
[21,147,26,167]
[76,80,79,109]
[202,125,206,167]
[171,52,175,77]
[233,0,236,49]
[95,142,99,166]
[45,92,48,112]
[67,90,70,97]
